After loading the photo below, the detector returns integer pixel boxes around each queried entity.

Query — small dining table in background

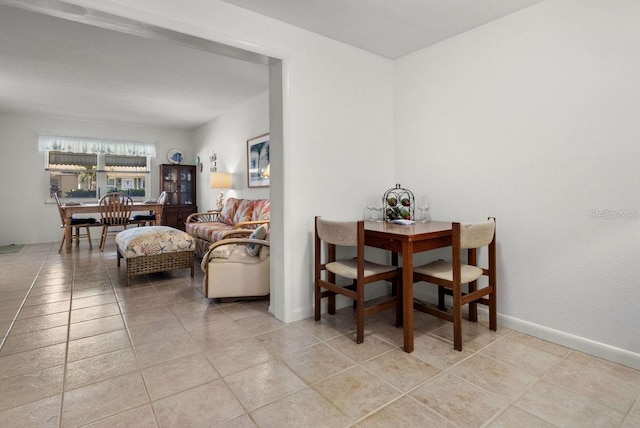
[59,201,163,253]
[364,220,453,353]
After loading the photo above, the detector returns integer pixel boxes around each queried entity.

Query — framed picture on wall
[247,133,270,188]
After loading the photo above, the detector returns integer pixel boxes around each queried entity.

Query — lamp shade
[261,163,270,178]
[210,172,232,189]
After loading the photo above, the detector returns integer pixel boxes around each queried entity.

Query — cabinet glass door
[180,169,193,204]
[163,166,178,204]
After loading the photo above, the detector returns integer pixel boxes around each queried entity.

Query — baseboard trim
[293,302,640,371]
[293,305,313,322]
[498,313,640,371]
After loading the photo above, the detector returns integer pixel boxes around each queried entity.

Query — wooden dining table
[60,201,163,253]
[364,220,453,353]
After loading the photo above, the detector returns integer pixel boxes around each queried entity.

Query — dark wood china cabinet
[159,164,197,230]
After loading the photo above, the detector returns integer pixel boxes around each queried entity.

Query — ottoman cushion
[116,226,194,258]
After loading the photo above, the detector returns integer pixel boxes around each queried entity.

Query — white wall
[0,113,192,245]
[395,0,640,367]
[192,91,270,212]
[67,0,396,322]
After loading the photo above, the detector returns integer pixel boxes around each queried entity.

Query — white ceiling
[222,0,545,59]
[0,0,544,129]
[0,4,270,130]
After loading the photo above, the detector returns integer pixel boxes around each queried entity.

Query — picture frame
[247,133,270,188]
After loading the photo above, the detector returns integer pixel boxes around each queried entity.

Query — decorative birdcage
[383,184,414,221]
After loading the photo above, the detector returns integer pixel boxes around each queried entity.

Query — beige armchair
[201,229,270,301]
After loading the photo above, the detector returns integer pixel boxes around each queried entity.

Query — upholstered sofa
[185,197,270,259]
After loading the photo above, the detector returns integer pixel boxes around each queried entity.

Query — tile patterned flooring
[1,242,639,427]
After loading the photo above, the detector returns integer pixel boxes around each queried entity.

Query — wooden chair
[129,191,168,227]
[413,218,497,351]
[53,193,100,252]
[99,192,133,251]
[314,216,401,344]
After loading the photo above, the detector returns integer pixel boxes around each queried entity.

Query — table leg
[155,208,162,226]
[64,216,73,253]
[402,240,414,352]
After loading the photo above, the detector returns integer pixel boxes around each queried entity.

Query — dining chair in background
[128,191,168,227]
[54,193,100,252]
[314,216,401,344]
[413,217,497,351]
[99,192,133,251]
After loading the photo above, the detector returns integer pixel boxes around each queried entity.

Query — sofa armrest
[186,211,222,224]
[220,229,253,239]
[203,238,270,267]
[233,219,270,230]
[209,238,270,252]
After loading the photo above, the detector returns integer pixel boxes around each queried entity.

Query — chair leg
[489,285,497,331]
[438,285,446,310]
[452,282,463,351]
[100,226,108,251]
[468,280,478,322]
[328,272,336,314]
[314,281,321,321]
[328,294,336,315]
[74,226,80,247]
[86,226,93,250]
[355,280,365,344]
[394,278,402,328]
[352,280,357,310]
[58,231,65,253]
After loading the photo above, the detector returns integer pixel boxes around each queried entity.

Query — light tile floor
[1,242,639,427]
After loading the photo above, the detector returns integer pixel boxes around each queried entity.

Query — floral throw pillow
[246,225,268,256]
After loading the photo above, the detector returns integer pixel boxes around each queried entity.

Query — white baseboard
[293,305,313,322]
[498,313,640,371]
[291,302,640,371]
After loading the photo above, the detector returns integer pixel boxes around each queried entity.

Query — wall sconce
[209,151,217,172]
[210,172,232,211]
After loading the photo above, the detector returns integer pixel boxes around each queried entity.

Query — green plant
[65,189,96,198]
[107,188,146,197]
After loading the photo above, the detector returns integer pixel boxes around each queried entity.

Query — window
[40,135,155,201]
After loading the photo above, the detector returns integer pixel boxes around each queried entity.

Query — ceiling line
[0,0,271,66]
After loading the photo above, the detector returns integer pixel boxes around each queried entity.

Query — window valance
[38,135,156,157]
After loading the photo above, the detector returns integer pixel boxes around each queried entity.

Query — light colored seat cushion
[201,243,263,271]
[116,226,194,258]
[326,258,397,280]
[414,260,483,283]
[211,245,264,264]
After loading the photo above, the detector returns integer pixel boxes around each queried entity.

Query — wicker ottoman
[115,226,195,286]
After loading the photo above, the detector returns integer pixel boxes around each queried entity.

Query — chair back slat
[316,218,359,246]
[53,193,66,226]
[459,219,495,250]
[99,193,133,225]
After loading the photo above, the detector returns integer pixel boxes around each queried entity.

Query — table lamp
[210,172,232,211]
